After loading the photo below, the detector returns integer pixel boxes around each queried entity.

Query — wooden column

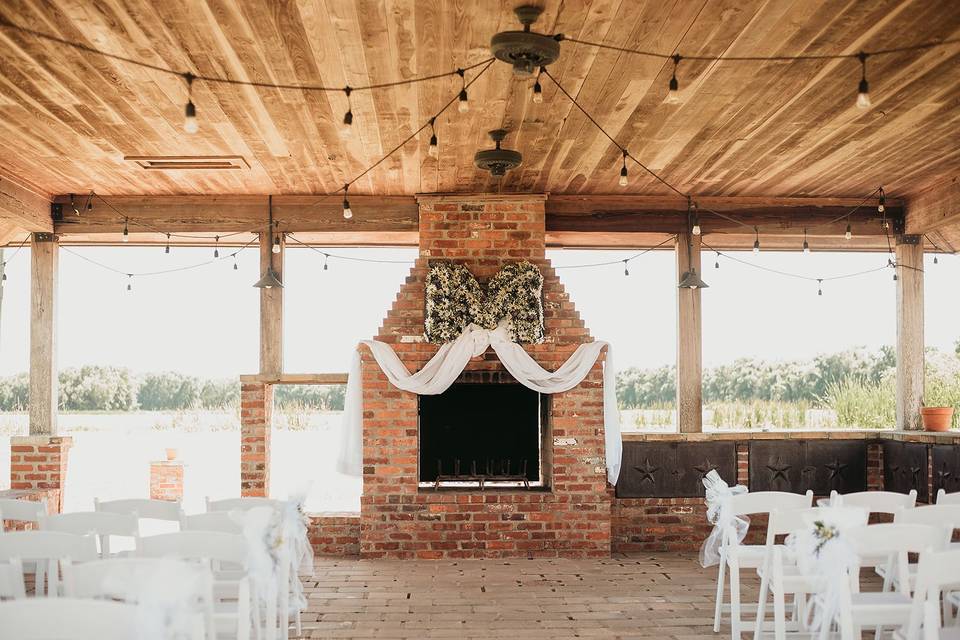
[259,231,283,376]
[29,233,58,435]
[676,232,703,433]
[896,235,924,431]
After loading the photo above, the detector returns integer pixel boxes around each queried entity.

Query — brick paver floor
[299,552,759,639]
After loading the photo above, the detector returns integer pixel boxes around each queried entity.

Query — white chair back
[894,504,960,547]
[902,549,960,640]
[727,490,814,518]
[0,598,150,640]
[936,489,960,506]
[0,499,47,529]
[181,511,243,534]
[831,489,917,514]
[848,523,946,594]
[0,558,26,599]
[94,497,183,521]
[0,531,99,596]
[63,556,210,599]
[767,506,869,538]
[136,531,248,565]
[205,496,283,512]
[40,512,139,557]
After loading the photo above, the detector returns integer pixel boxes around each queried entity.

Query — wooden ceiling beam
[905,176,960,235]
[0,170,53,233]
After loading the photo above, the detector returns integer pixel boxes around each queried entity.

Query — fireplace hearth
[419,383,545,489]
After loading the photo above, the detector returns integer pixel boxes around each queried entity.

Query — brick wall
[241,383,273,497]
[360,195,611,559]
[150,461,184,502]
[308,514,361,556]
[9,436,72,512]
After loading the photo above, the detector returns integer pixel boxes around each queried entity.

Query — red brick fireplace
[358,194,613,559]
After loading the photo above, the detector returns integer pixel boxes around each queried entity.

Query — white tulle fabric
[786,507,867,634]
[101,561,207,640]
[336,319,623,485]
[698,470,749,568]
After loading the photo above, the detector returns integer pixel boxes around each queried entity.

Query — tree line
[0,367,345,412]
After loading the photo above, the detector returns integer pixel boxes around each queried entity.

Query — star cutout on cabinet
[825,458,848,480]
[693,459,718,481]
[766,456,792,485]
[634,458,660,484]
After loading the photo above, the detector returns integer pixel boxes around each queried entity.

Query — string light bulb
[619,150,628,187]
[803,229,810,254]
[164,233,170,254]
[690,199,700,235]
[753,227,760,254]
[933,255,939,265]
[623,260,629,277]
[122,219,129,242]
[1,264,6,282]
[272,229,281,254]
[342,184,353,219]
[457,69,469,113]
[70,194,80,216]
[214,236,220,258]
[856,52,871,110]
[428,118,438,158]
[183,73,198,134]
[845,222,852,241]
[342,87,353,136]
[532,77,543,103]
[877,188,885,213]
[715,252,720,269]
[817,279,823,296]
[666,54,681,104]
[126,274,133,292]
[233,255,238,270]
[86,192,93,212]
[323,254,329,271]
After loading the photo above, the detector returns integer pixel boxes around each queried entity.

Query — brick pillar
[150,460,184,502]
[241,382,272,497]
[9,436,72,512]
[736,443,749,487]
[866,442,884,491]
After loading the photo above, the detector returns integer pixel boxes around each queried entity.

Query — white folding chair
[205,496,283,512]
[938,489,960,506]
[0,531,98,596]
[882,505,960,591]
[40,511,139,557]
[713,490,814,640]
[831,523,946,640]
[136,531,252,640]
[901,549,960,640]
[0,597,147,640]
[0,498,47,530]
[62,557,212,638]
[754,506,869,639]
[831,489,918,514]
[95,497,182,522]
[181,511,243,534]
[0,558,26,599]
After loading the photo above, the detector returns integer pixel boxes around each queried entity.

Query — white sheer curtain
[337,321,622,484]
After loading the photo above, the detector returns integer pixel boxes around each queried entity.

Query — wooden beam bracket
[51,203,63,222]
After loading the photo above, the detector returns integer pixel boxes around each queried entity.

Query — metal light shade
[253,265,283,289]
[678,267,709,289]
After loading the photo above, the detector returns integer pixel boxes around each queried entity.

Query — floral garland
[424,260,545,344]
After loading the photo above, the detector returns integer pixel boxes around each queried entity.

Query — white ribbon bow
[699,469,749,568]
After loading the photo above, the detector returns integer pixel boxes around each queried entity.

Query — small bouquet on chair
[698,470,749,568]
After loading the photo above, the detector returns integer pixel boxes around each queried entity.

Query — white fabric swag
[337,319,623,485]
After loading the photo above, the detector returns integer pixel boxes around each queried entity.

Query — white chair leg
[729,563,742,640]
[237,578,251,640]
[714,559,727,632]
[773,586,787,640]
[754,569,771,639]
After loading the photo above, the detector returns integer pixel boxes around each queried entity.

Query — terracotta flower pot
[920,407,954,432]
[165,447,178,461]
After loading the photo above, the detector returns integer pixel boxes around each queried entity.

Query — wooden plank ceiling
[0,0,957,205]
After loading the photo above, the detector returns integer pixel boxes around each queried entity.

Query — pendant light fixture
[678,208,709,289]
[490,6,560,76]
[254,195,283,289]
[474,129,523,177]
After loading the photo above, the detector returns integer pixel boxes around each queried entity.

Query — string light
[714,252,720,269]
[126,274,133,291]
[845,222,852,241]
[213,236,220,258]
[618,150,628,187]
[934,255,939,265]
[428,118,438,158]
[623,260,629,276]
[753,227,760,254]
[690,199,700,235]
[803,228,810,254]
[342,184,353,219]
[70,194,80,216]
[532,68,544,103]
[1,264,6,282]
[666,54,681,104]
[164,233,170,254]
[233,254,238,270]
[877,187,885,213]
[342,86,353,136]
[856,52,871,109]
[183,73,198,133]
[817,279,823,296]
[457,69,469,113]
[86,191,94,212]
[122,219,129,242]
[272,227,281,254]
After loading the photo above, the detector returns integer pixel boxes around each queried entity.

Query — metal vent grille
[124,155,250,170]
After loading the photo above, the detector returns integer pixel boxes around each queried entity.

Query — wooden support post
[676,232,703,433]
[896,235,924,431]
[259,231,283,376]
[29,233,58,436]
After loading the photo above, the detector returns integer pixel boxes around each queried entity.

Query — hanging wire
[283,234,414,264]
[553,235,678,269]
[60,236,258,278]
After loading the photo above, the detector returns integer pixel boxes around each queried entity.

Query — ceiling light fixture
[490,6,560,76]
[474,129,522,177]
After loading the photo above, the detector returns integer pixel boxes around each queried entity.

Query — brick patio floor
[299,552,759,639]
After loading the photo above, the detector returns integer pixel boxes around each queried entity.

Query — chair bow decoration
[424,260,544,344]
[100,561,207,640]
[699,470,749,567]
[786,507,865,635]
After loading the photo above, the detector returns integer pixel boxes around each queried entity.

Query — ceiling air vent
[124,155,250,170]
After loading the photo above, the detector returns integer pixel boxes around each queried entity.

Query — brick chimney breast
[360,193,611,559]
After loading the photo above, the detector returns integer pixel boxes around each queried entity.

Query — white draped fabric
[337,320,623,485]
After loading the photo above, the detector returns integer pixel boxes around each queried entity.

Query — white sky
[0,246,957,377]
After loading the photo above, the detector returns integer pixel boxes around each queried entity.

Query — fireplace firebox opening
[418,383,548,489]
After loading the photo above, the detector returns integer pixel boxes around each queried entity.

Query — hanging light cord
[554,235,678,269]
[284,233,413,264]
[1,234,31,264]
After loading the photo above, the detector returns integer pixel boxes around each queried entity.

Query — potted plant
[922,378,957,431]
[921,406,954,431]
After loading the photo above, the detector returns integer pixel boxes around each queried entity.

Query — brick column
[866,442,884,491]
[9,435,72,512]
[241,382,272,497]
[150,460,184,502]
